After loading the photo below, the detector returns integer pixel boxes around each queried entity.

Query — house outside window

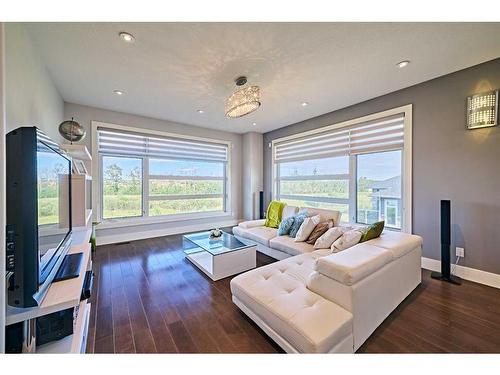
[357,150,402,229]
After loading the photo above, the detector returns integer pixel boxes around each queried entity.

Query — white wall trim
[421,257,500,290]
[402,105,412,233]
[96,219,238,246]
[97,211,232,230]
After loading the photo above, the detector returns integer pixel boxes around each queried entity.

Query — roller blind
[274,115,404,163]
[97,128,228,162]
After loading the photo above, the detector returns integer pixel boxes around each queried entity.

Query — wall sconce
[467,90,498,130]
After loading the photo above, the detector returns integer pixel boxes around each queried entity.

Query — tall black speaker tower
[431,200,461,284]
[259,191,264,219]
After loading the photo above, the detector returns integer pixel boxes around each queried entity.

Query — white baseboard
[96,219,239,245]
[421,257,500,289]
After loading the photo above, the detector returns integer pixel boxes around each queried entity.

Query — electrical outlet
[456,247,465,258]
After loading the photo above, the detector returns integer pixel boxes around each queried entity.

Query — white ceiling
[26,22,500,134]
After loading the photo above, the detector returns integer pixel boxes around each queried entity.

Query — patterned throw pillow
[278,216,295,236]
[313,227,344,249]
[288,213,308,238]
[360,221,385,242]
[331,229,363,252]
[306,220,333,244]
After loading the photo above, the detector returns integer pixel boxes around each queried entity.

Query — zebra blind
[97,128,228,162]
[274,114,405,163]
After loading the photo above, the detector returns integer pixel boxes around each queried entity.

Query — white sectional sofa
[230,206,423,353]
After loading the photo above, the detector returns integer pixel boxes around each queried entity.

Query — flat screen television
[6,127,72,308]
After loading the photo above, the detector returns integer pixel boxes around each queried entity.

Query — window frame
[92,121,231,226]
[272,105,412,233]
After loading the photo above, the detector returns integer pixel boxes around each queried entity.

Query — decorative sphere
[58,119,86,142]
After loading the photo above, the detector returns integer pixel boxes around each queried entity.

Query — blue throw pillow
[278,216,295,236]
[288,214,308,238]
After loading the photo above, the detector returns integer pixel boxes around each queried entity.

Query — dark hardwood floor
[87,230,500,354]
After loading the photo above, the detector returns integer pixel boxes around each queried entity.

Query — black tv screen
[37,140,72,284]
[6,127,72,307]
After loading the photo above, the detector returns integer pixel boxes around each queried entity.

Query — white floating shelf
[6,228,92,326]
[36,300,91,354]
[60,144,92,161]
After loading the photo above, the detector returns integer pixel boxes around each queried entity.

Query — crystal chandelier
[225,76,261,118]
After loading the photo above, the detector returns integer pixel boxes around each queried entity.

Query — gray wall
[242,132,263,220]
[2,23,63,351]
[5,23,64,140]
[64,102,244,243]
[263,58,500,274]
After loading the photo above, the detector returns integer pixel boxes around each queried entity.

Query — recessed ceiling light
[397,60,410,68]
[252,122,257,126]
[197,109,204,114]
[301,102,309,107]
[119,32,135,43]
[113,90,124,95]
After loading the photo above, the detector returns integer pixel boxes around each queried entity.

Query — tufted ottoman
[230,252,354,353]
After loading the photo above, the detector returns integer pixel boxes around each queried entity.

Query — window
[356,150,402,229]
[96,125,229,221]
[102,156,143,219]
[273,106,412,231]
[277,156,350,222]
[148,158,225,216]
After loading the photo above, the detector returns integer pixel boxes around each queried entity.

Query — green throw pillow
[265,200,286,228]
[360,221,385,242]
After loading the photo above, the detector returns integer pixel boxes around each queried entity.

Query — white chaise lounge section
[230,231,423,353]
[231,252,354,353]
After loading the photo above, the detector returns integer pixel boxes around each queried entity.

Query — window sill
[96,211,233,230]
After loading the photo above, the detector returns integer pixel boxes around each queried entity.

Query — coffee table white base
[186,245,257,281]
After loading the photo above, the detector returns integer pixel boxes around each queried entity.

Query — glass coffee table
[183,231,256,281]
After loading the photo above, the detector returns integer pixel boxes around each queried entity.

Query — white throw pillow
[294,215,321,242]
[313,227,344,249]
[331,229,363,252]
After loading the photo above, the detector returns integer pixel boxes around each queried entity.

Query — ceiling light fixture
[113,90,124,95]
[225,76,261,118]
[397,60,410,68]
[301,102,309,107]
[252,122,257,126]
[197,109,204,114]
[119,32,135,43]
